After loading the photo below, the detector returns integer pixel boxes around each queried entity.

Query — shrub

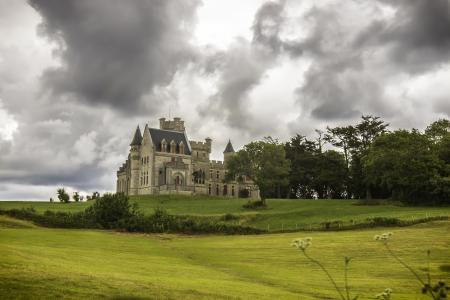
[239,189,250,198]
[243,200,266,209]
[84,193,136,228]
[221,213,239,221]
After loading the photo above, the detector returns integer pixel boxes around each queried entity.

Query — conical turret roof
[130,126,142,146]
[223,139,235,153]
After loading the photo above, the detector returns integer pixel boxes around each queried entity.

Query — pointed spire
[223,139,235,153]
[130,125,142,146]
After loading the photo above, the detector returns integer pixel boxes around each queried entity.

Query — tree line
[226,116,450,206]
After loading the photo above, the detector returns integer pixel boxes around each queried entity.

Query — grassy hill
[2,195,450,231]
[0,215,449,299]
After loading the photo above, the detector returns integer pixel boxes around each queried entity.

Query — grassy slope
[0,217,449,299]
[2,195,450,231]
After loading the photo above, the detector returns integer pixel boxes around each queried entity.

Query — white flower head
[291,237,312,251]
[374,232,394,242]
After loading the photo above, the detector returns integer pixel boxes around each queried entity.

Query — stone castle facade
[116,117,260,198]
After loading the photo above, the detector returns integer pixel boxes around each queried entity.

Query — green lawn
[2,195,450,231]
[0,215,449,299]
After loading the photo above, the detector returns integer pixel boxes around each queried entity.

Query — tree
[325,115,389,199]
[57,188,70,203]
[425,119,450,143]
[324,125,358,171]
[285,135,318,198]
[314,150,348,199]
[88,191,100,201]
[364,129,449,205]
[73,192,80,202]
[285,135,348,199]
[225,137,290,203]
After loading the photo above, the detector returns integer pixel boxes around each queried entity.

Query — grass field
[2,195,450,231]
[0,215,449,299]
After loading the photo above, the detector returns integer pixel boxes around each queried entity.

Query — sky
[0,0,449,200]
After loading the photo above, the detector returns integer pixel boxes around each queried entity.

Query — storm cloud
[29,0,200,112]
[201,0,303,132]
[1,0,449,200]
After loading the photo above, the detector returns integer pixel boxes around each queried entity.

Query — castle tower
[129,125,142,195]
[159,117,185,132]
[223,139,235,164]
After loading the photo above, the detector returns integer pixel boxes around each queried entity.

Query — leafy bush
[221,213,239,221]
[84,193,138,228]
[0,195,264,235]
[242,200,266,209]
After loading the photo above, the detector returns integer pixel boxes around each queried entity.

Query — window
[216,184,219,196]
[208,184,211,195]
[210,169,213,180]
[179,142,184,154]
[232,185,235,196]
[223,185,227,196]
[216,170,220,179]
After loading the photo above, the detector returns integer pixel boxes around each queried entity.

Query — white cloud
[0,99,18,141]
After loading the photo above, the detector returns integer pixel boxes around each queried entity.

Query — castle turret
[129,126,142,195]
[223,139,235,164]
[205,137,212,153]
[130,125,142,146]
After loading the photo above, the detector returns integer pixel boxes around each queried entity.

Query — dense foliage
[227,116,449,205]
[225,137,290,202]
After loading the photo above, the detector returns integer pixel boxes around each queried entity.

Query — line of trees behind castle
[225,116,450,205]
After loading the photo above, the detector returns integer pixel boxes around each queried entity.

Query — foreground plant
[375,288,392,300]
[374,232,448,299]
[291,237,359,300]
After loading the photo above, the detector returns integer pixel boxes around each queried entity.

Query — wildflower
[374,232,393,242]
[375,288,392,299]
[291,237,312,251]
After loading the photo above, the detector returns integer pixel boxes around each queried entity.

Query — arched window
[216,184,219,196]
[223,184,228,196]
[161,139,167,152]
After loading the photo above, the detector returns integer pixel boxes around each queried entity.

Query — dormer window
[161,139,167,152]
[179,141,184,154]
[170,140,176,153]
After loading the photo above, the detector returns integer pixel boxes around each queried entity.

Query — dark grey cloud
[357,0,450,74]
[29,0,200,113]
[294,0,450,121]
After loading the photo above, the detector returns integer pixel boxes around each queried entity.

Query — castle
[116,117,260,198]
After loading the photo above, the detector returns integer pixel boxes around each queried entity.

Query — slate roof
[149,128,191,155]
[223,139,235,153]
[130,126,142,146]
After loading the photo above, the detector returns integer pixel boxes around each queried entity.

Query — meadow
[2,195,450,231]
[0,215,449,299]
